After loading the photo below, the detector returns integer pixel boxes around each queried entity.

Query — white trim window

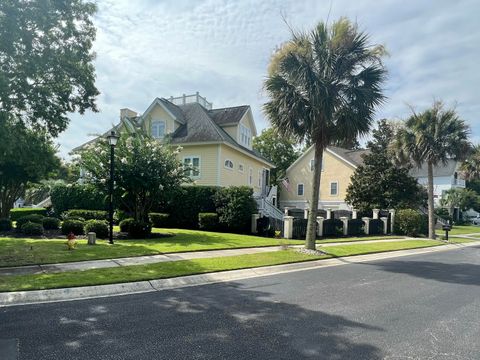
[330,181,338,196]
[184,156,200,178]
[249,167,253,185]
[151,120,166,139]
[238,163,244,173]
[240,124,252,148]
[297,183,304,196]
[224,159,234,170]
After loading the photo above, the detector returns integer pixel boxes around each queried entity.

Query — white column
[389,209,395,233]
[326,208,332,220]
[362,217,371,235]
[380,217,388,235]
[283,216,294,239]
[340,216,349,236]
[251,214,260,234]
[352,209,358,220]
[304,208,309,220]
[372,209,380,219]
[316,216,324,237]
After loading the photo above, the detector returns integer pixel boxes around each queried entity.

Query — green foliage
[252,128,300,183]
[323,219,343,237]
[214,187,257,233]
[440,188,480,212]
[119,218,135,233]
[394,209,428,237]
[198,213,219,231]
[42,217,60,230]
[21,221,44,236]
[24,179,66,205]
[65,209,108,221]
[0,218,13,231]
[0,0,99,136]
[347,219,364,236]
[77,131,187,222]
[50,183,107,215]
[369,219,384,235]
[16,214,45,229]
[460,145,480,181]
[127,220,152,239]
[61,219,85,235]
[10,207,47,221]
[84,220,109,239]
[148,213,170,228]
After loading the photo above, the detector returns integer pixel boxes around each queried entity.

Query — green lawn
[317,235,405,244]
[436,225,480,235]
[0,239,446,292]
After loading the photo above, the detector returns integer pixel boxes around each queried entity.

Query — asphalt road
[1,245,480,360]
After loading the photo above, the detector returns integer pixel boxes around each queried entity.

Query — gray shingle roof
[208,105,249,126]
[327,146,370,167]
[410,159,459,177]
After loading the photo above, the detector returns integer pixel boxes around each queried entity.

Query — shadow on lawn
[1,282,385,359]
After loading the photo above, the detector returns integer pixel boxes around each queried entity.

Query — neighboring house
[279,145,369,211]
[75,93,277,212]
[410,160,466,206]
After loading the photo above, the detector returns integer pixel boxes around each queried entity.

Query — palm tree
[263,18,386,249]
[460,144,480,180]
[392,101,470,239]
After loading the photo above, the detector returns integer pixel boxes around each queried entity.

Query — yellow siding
[282,147,355,204]
[142,104,180,136]
[223,125,238,142]
[219,144,272,192]
[178,144,219,186]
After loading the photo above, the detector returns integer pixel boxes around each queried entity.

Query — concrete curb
[1,241,478,307]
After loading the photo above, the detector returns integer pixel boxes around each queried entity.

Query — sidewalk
[0,237,410,276]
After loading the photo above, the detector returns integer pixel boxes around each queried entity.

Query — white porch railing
[256,198,284,220]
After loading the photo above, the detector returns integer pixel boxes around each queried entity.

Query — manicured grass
[0,229,303,267]
[447,237,478,243]
[0,239,447,292]
[317,235,405,244]
[436,225,480,235]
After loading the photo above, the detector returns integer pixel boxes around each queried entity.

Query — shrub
[198,213,219,231]
[0,218,13,231]
[21,221,44,236]
[84,220,109,238]
[16,214,45,229]
[119,218,135,232]
[63,215,86,222]
[394,209,428,237]
[323,218,343,237]
[42,217,61,230]
[64,209,108,221]
[61,219,85,235]
[369,219,384,235]
[127,220,152,239]
[114,210,130,224]
[149,213,170,228]
[347,219,364,236]
[214,186,256,233]
[50,183,107,215]
[10,207,47,221]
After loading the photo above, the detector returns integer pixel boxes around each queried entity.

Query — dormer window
[151,120,165,139]
[240,124,251,148]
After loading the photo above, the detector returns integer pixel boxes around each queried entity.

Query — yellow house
[77,93,275,198]
[280,145,368,211]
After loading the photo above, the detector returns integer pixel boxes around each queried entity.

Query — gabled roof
[208,105,249,126]
[410,159,459,178]
[142,98,186,124]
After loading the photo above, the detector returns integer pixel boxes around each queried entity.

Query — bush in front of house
[50,183,107,215]
[16,214,45,229]
[214,186,257,233]
[0,218,13,231]
[149,213,170,228]
[127,220,152,238]
[368,219,384,235]
[61,219,85,235]
[394,209,428,237]
[42,217,61,230]
[119,218,135,232]
[347,219,364,236]
[84,220,109,238]
[21,221,44,236]
[64,209,108,221]
[10,207,47,221]
[198,213,219,231]
[322,218,343,237]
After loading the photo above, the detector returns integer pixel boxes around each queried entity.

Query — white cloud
[57,0,480,157]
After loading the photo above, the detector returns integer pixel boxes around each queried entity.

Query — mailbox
[442,224,451,241]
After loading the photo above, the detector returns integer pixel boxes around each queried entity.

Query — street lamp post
[107,130,119,245]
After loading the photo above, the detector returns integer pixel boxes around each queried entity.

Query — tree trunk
[305,141,324,249]
[427,161,436,239]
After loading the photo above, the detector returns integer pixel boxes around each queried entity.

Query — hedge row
[51,183,107,215]
[64,209,108,221]
[10,207,47,221]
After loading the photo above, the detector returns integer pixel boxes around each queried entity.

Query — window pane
[192,157,200,176]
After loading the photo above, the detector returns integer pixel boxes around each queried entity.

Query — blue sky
[57,0,480,158]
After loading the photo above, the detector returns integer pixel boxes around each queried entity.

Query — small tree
[77,133,188,222]
[440,188,480,218]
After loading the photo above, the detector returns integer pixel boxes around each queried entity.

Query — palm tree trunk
[305,141,324,249]
[427,161,436,239]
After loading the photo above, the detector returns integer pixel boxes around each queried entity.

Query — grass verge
[0,240,445,292]
[435,225,480,236]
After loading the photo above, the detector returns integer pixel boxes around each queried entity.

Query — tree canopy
[0,0,99,136]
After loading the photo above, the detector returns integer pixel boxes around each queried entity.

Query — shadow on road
[0,282,384,359]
